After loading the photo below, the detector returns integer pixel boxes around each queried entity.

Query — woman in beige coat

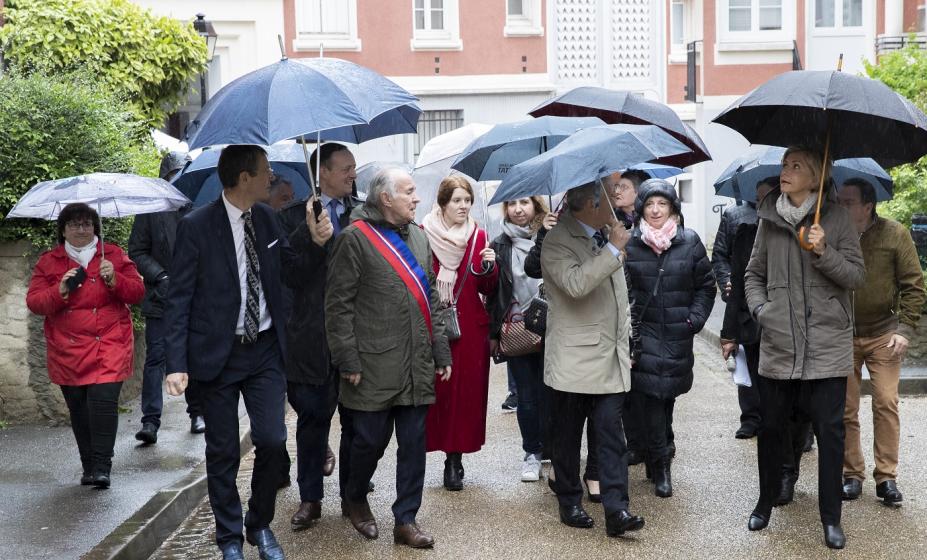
[744,146,865,550]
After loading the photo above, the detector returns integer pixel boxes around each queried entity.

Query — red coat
[26,242,145,386]
[426,228,499,453]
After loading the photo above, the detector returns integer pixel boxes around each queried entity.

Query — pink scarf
[640,219,677,255]
[422,206,476,304]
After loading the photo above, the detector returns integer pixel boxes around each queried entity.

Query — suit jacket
[540,212,631,395]
[128,206,189,318]
[165,198,295,382]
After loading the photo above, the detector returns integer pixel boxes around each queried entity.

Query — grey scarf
[502,221,541,312]
[775,193,817,227]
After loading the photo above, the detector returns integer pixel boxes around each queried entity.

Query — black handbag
[523,282,547,337]
[439,235,477,341]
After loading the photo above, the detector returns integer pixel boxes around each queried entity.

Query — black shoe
[652,458,672,498]
[246,527,285,560]
[582,475,601,503]
[735,424,758,439]
[876,480,903,506]
[277,474,291,491]
[775,475,797,506]
[748,512,769,531]
[219,542,245,560]
[80,472,93,486]
[134,422,158,445]
[443,456,463,491]
[823,524,846,549]
[606,510,644,537]
[368,480,375,493]
[559,505,594,528]
[803,431,814,453]
[501,393,517,412]
[627,449,645,466]
[841,477,862,501]
[91,472,111,489]
[190,415,206,434]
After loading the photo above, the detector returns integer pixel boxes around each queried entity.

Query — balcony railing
[876,33,927,55]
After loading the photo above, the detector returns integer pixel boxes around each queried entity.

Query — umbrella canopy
[627,162,686,180]
[172,143,312,207]
[450,116,605,181]
[183,57,421,150]
[489,124,692,205]
[714,146,893,202]
[6,173,190,219]
[529,86,711,168]
[355,161,412,199]
[712,70,927,168]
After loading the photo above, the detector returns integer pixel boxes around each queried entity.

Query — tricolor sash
[354,221,433,338]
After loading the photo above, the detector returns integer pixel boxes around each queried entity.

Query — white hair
[365,166,411,210]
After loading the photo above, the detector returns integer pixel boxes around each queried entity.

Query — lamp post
[193,13,218,109]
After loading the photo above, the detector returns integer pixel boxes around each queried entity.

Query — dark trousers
[635,392,677,460]
[338,404,356,500]
[60,382,123,475]
[623,392,645,453]
[199,331,287,547]
[141,315,202,427]
[507,352,547,456]
[287,375,338,503]
[755,376,847,525]
[550,389,630,515]
[737,342,762,429]
[582,420,599,479]
[344,405,428,524]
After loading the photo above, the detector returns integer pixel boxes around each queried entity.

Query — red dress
[426,228,499,453]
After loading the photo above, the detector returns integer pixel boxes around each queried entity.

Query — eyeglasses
[837,199,862,208]
[65,220,94,230]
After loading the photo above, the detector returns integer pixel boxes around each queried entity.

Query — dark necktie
[241,211,261,343]
[593,230,607,248]
[328,199,342,237]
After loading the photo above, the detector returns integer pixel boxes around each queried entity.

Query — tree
[864,41,927,228]
[0,0,207,129]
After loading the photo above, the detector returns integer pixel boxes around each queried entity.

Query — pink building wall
[282,0,547,76]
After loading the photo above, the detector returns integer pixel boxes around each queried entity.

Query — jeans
[60,382,123,475]
[507,352,546,455]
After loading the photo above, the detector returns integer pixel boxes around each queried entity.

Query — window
[671,0,686,52]
[815,0,862,29]
[728,0,782,32]
[920,5,926,32]
[411,0,462,50]
[719,0,794,45]
[294,0,361,51]
[505,0,543,36]
[414,110,464,159]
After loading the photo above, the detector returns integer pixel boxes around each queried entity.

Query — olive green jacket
[745,188,865,380]
[325,205,451,412]
[854,216,925,340]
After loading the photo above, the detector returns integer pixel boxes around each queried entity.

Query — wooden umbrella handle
[797,129,831,251]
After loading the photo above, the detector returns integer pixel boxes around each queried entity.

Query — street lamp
[193,13,218,108]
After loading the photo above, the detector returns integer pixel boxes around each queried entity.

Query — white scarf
[502,221,541,312]
[65,236,99,268]
[422,206,476,304]
[776,193,817,227]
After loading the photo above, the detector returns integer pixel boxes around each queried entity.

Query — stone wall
[903,315,927,366]
[0,241,144,426]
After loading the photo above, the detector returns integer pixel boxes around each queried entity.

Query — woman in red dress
[423,176,498,491]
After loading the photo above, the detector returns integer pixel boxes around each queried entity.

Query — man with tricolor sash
[325,167,452,549]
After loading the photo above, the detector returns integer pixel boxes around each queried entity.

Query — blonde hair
[783,146,832,190]
[502,196,549,232]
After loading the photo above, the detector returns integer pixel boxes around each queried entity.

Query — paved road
[150,337,927,559]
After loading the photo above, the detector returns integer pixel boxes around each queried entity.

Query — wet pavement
[149,337,927,559]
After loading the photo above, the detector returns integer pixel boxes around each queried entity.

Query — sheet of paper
[732,344,751,387]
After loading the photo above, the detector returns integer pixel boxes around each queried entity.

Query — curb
[697,329,927,396]
[82,413,254,560]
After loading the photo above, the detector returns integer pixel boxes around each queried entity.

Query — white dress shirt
[576,218,623,259]
[222,192,272,335]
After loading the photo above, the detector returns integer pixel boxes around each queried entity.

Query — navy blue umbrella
[173,144,313,207]
[489,124,691,205]
[714,146,893,202]
[450,116,605,181]
[184,57,421,150]
[528,86,711,168]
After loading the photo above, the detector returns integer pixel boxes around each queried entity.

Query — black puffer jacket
[626,227,716,399]
[487,233,516,340]
[711,203,758,301]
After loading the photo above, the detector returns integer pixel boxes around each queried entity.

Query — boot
[443,453,463,491]
[653,457,673,498]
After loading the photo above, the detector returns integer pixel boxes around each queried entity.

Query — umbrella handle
[797,126,832,251]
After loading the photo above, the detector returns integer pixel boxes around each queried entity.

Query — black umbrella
[713,59,927,250]
[529,86,711,168]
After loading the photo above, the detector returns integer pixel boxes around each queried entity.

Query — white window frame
[293,0,361,52]
[411,0,463,51]
[504,0,544,37]
[669,0,691,62]
[813,0,864,32]
[718,0,795,49]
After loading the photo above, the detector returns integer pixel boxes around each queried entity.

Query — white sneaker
[521,453,542,482]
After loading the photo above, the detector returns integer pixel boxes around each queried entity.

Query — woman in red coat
[26,203,145,488]
[422,176,499,491]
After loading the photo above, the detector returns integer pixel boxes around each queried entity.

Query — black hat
[634,178,681,217]
[159,151,190,180]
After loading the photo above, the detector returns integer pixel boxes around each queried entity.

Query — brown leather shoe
[347,500,378,539]
[393,523,435,548]
[290,501,321,530]
[323,445,336,477]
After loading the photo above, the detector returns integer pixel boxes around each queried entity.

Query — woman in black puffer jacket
[625,179,716,498]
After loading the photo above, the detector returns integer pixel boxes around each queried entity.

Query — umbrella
[489,124,692,205]
[714,146,894,203]
[172,143,313,207]
[528,86,711,168]
[5,173,191,257]
[627,162,686,180]
[450,116,605,181]
[355,161,413,199]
